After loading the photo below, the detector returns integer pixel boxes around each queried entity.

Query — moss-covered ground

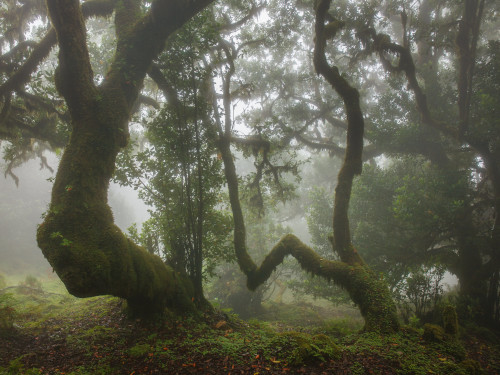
[1,276,499,374]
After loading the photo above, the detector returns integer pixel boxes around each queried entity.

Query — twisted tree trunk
[36,0,215,315]
[216,0,399,333]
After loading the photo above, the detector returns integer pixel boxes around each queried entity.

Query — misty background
[0,150,149,276]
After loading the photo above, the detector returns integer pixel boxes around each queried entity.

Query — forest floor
[1,277,500,374]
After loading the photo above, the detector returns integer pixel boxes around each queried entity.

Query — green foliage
[115,10,233,301]
[287,186,349,305]
[306,186,334,256]
[443,305,459,337]
[423,323,446,342]
[128,342,152,358]
[67,325,117,353]
[471,40,500,155]
[269,331,341,365]
[21,275,42,291]
[206,268,264,318]
[1,281,499,374]
[344,329,471,375]
[394,264,446,323]
[0,356,41,375]
[351,160,467,279]
[460,359,483,375]
[0,293,16,334]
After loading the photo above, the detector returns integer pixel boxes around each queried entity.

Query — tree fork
[37,0,215,315]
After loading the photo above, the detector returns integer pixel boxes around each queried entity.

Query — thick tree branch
[0,0,118,98]
[314,0,364,263]
[0,29,56,98]
[219,3,265,34]
[46,0,96,118]
[457,0,485,139]
[103,0,216,109]
[148,64,181,107]
[213,0,399,332]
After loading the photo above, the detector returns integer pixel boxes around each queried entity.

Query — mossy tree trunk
[36,0,215,315]
[215,0,399,333]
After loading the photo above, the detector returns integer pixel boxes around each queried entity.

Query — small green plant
[442,305,458,336]
[460,358,482,374]
[269,331,341,365]
[67,325,116,349]
[49,232,72,247]
[0,293,16,335]
[409,315,421,328]
[423,323,445,342]
[21,275,42,290]
[1,356,42,375]
[320,317,364,337]
[350,362,365,375]
[128,342,152,358]
[19,275,43,293]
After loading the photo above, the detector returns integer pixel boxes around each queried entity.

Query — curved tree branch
[219,3,265,34]
[215,0,399,332]
[0,0,118,98]
[313,1,364,262]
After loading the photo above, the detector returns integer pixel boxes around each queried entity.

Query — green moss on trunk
[244,234,399,333]
[37,114,194,316]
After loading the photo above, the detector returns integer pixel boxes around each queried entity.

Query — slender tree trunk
[215,37,399,331]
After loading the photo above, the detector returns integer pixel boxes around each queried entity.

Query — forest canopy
[0,0,499,333]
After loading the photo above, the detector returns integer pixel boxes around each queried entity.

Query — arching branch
[219,3,265,34]
[215,0,399,332]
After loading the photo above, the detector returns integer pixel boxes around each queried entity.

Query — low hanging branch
[216,0,399,332]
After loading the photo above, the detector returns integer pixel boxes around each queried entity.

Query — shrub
[0,292,16,335]
[270,331,341,365]
[21,275,42,291]
[423,323,445,342]
[442,305,458,336]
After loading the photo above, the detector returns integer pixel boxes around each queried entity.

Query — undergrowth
[0,276,499,374]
